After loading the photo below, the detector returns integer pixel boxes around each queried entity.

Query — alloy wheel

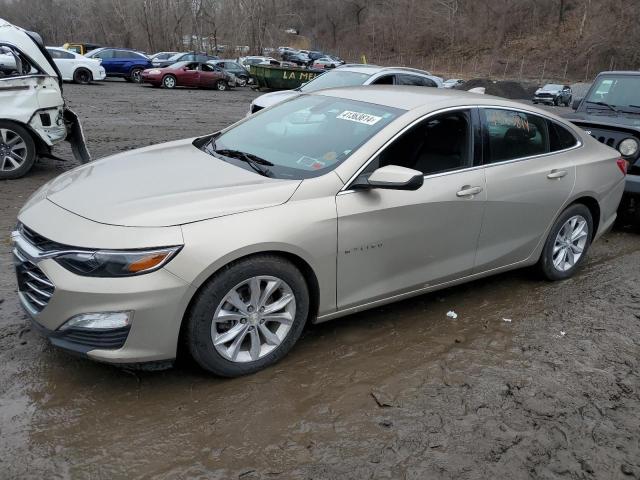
[552,215,589,272]
[0,128,28,173]
[211,276,296,362]
[163,76,176,88]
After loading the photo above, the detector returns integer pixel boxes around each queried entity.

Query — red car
[141,61,235,90]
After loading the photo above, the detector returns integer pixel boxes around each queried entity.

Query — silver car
[13,87,626,376]
[249,65,444,114]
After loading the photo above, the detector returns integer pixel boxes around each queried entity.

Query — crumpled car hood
[43,138,301,227]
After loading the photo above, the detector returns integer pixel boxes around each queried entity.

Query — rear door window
[397,74,437,87]
[371,74,394,85]
[481,108,550,163]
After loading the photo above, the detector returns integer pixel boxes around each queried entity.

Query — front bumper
[625,174,640,195]
[533,96,557,103]
[12,212,193,365]
[141,74,161,85]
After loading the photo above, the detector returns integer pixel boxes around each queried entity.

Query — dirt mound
[455,78,537,99]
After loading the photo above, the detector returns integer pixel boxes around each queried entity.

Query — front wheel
[236,76,248,87]
[215,80,228,91]
[185,255,310,377]
[162,75,177,89]
[538,204,593,281]
[0,121,36,180]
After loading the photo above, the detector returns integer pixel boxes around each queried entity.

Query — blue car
[85,48,152,83]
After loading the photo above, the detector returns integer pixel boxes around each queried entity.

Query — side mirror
[571,97,583,110]
[352,165,424,191]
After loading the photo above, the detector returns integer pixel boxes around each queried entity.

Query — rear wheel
[185,255,309,377]
[215,80,228,91]
[73,68,92,84]
[539,204,593,280]
[0,121,36,180]
[162,75,177,89]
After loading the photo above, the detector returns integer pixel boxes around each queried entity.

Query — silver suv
[249,64,443,114]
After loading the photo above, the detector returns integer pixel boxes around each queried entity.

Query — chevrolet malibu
[13,87,626,377]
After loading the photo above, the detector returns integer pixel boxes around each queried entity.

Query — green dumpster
[249,64,325,90]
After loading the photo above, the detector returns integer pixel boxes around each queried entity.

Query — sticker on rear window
[336,111,382,125]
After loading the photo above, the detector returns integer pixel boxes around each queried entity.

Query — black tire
[0,121,36,180]
[162,74,177,89]
[553,97,559,106]
[215,80,228,91]
[236,76,248,87]
[73,68,92,85]
[185,255,310,377]
[538,204,593,281]
[532,101,538,104]
[129,67,143,83]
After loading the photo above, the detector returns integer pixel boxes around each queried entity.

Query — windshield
[204,95,403,179]
[299,71,372,92]
[586,75,640,108]
[542,84,562,91]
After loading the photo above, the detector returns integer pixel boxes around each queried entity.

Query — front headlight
[618,137,639,157]
[148,69,161,74]
[55,246,181,277]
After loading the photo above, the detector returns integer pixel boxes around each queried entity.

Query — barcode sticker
[336,111,382,125]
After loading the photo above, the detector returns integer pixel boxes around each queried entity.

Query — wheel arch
[176,248,321,356]
[0,118,50,155]
[568,195,601,239]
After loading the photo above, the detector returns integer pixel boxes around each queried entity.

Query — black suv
[564,71,640,223]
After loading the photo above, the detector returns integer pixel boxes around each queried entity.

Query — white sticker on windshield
[336,111,382,125]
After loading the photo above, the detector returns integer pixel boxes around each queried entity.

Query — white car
[46,46,105,84]
[443,78,465,89]
[249,65,444,114]
[0,18,89,179]
[312,57,343,69]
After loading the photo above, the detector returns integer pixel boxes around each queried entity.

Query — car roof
[595,70,640,76]
[335,64,434,76]
[311,85,562,115]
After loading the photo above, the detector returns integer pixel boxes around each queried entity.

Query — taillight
[616,158,628,175]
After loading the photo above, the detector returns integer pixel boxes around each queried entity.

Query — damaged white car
[0,18,89,179]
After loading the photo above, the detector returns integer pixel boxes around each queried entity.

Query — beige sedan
[12,87,626,376]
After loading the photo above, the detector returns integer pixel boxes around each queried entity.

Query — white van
[0,18,89,179]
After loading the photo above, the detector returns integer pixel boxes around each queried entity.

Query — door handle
[456,185,483,197]
[547,169,568,179]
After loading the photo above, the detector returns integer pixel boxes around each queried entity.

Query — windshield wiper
[214,148,274,177]
[585,100,619,113]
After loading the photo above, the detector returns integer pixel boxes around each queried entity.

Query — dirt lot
[1,81,639,480]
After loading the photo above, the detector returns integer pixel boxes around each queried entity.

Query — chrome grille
[13,227,56,315]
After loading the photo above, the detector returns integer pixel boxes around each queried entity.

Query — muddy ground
[1,81,639,479]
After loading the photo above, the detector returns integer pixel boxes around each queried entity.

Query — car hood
[42,138,301,227]
[536,88,560,94]
[253,89,300,109]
